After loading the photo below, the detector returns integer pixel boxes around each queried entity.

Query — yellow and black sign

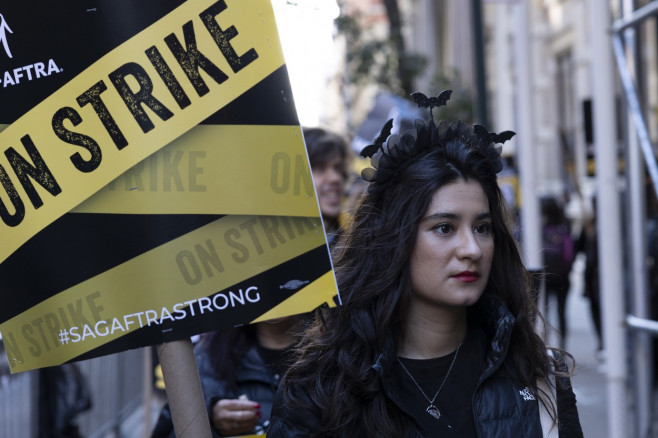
[0,0,339,373]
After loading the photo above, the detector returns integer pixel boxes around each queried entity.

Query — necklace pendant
[426,404,441,420]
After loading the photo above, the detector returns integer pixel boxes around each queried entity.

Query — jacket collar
[474,296,516,378]
[371,297,516,382]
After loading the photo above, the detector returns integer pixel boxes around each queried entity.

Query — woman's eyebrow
[420,211,491,222]
[420,212,457,222]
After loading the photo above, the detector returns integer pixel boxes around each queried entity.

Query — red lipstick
[452,271,480,282]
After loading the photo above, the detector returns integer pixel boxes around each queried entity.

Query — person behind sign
[302,126,350,245]
[267,91,583,437]
[151,127,350,437]
[151,317,301,437]
[198,127,350,436]
[197,127,349,436]
[200,317,302,436]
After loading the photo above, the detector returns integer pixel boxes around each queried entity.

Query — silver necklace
[396,342,463,421]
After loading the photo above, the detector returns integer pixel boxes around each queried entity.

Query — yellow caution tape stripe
[72,125,319,216]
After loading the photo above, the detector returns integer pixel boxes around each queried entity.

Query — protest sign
[0,0,339,373]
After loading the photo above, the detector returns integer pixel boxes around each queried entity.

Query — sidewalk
[566,289,607,437]
[544,257,608,438]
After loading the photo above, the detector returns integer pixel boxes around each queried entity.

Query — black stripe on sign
[200,66,299,126]
[0,213,221,321]
[71,244,333,362]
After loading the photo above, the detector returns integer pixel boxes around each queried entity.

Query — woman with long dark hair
[268,91,583,437]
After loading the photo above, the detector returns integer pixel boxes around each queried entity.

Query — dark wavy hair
[302,126,350,179]
[280,120,564,436]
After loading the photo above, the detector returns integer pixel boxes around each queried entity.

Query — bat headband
[359,90,515,189]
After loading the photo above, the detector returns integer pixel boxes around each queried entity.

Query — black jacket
[268,298,583,437]
[152,342,281,437]
[197,343,281,435]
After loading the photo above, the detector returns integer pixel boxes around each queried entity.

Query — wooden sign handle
[156,339,212,438]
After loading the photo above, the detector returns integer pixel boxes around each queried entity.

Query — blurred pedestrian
[574,202,602,354]
[268,91,583,437]
[39,363,92,438]
[541,196,576,349]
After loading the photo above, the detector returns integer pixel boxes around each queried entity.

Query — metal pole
[471,0,488,127]
[627,315,658,336]
[620,1,652,435]
[612,0,658,33]
[611,31,658,197]
[589,1,628,437]
[143,347,154,437]
[492,4,514,133]
[514,0,542,271]
[115,353,123,436]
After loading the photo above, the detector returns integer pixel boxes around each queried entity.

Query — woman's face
[311,154,344,224]
[409,179,494,310]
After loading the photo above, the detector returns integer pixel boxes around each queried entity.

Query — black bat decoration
[410,90,453,117]
[492,130,516,143]
[360,119,394,158]
[474,124,516,144]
